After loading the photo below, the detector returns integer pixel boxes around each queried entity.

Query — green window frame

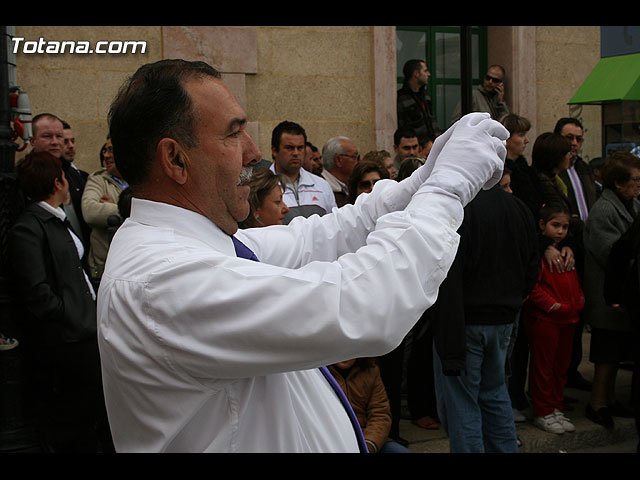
[396,26,488,130]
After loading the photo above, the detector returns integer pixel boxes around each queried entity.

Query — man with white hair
[321,136,360,207]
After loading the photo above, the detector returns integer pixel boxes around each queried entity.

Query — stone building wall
[12,25,603,175]
[535,26,601,162]
[13,26,163,173]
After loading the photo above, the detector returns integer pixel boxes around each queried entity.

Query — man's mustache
[237,166,253,186]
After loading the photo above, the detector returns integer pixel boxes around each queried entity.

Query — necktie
[567,160,589,222]
[231,235,368,453]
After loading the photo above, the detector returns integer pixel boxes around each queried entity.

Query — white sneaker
[532,413,565,434]
[553,409,575,432]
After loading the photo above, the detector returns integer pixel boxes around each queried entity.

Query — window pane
[436,84,461,131]
[434,31,481,80]
[397,30,428,79]
[435,32,460,79]
[472,33,480,78]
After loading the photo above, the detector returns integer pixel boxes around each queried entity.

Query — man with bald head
[28,114,91,257]
[451,65,510,124]
[29,113,65,158]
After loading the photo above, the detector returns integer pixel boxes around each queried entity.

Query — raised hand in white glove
[375,112,467,211]
[418,112,509,206]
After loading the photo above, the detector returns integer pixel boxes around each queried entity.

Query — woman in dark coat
[530,132,577,267]
[7,151,111,452]
[583,152,640,430]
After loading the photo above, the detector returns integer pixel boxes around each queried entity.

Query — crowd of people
[2,56,638,453]
[5,115,123,452]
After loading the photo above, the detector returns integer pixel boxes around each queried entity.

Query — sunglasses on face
[485,75,503,83]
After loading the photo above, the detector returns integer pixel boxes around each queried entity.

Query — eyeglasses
[563,134,584,143]
[339,153,360,161]
[631,176,640,183]
[358,179,379,190]
[485,74,503,83]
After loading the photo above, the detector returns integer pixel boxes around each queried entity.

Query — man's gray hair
[322,136,350,171]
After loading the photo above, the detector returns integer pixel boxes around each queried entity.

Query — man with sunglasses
[451,65,510,124]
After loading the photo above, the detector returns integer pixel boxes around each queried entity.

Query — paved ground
[399,330,638,453]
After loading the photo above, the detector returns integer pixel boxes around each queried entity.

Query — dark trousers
[407,326,438,420]
[24,339,113,453]
[379,325,439,439]
[566,315,586,382]
[378,341,404,439]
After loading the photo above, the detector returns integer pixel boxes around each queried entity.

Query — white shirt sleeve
[106,182,462,382]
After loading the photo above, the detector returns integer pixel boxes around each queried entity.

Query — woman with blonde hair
[239,168,290,229]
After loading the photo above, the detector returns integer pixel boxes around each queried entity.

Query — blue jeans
[433,323,518,453]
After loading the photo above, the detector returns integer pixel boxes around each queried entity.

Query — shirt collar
[37,200,66,221]
[128,198,235,255]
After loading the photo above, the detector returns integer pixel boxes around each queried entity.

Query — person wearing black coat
[431,185,540,453]
[7,151,112,452]
[396,59,440,145]
[603,212,640,451]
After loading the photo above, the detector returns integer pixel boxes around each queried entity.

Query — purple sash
[232,236,368,453]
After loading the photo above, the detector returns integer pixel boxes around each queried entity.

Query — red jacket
[524,258,585,324]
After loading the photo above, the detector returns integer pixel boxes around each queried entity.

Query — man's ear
[157,138,188,185]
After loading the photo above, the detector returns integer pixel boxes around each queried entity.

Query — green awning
[569,52,640,105]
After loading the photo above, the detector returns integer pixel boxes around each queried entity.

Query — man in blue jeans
[430,185,540,453]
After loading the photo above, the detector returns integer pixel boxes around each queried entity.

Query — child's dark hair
[539,202,570,224]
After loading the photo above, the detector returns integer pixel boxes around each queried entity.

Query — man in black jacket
[61,120,92,260]
[554,117,597,392]
[431,185,539,453]
[397,59,440,147]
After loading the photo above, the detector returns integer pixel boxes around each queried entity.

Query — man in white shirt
[99,59,509,452]
[269,121,336,223]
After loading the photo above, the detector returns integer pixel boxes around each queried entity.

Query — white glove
[377,112,507,211]
[419,112,509,206]
[375,115,461,211]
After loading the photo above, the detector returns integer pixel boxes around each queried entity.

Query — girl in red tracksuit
[524,203,585,435]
